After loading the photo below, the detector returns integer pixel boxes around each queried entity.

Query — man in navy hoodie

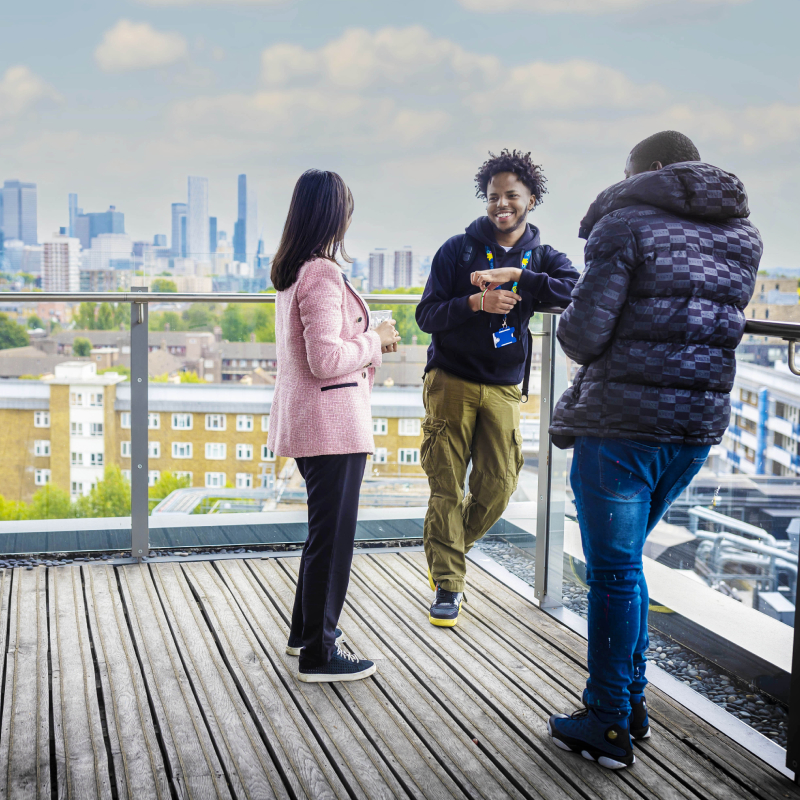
[416,149,579,628]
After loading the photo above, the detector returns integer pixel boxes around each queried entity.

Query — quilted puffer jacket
[550,162,763,446]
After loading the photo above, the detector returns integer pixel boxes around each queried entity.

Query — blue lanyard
[484,246,532,294]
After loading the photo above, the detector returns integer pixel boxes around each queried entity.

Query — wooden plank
[49,566,113,800]
[184,560,344,800]
[83,565,168,800]
[220,558,462,800]
[117,563,233,800]
[0,568,49,800]
[150,562,288,800]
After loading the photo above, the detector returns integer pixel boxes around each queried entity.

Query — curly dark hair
[474,149,548,207]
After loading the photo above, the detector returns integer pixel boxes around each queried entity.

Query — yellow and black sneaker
[429,586,464,628]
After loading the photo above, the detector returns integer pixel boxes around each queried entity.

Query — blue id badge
[493,326,517,348]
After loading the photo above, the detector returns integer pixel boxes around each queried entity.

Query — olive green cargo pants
[421,368,524,592]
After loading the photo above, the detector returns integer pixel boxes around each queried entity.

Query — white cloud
[95,20,188,73]
[0,66,60,120]
[457,0,749,13]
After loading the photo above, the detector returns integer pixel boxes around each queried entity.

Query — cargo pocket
[420,417,449,484]
[507,429,524,492]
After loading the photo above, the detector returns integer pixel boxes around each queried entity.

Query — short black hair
[475,149,547,207]
[630,131,700,170]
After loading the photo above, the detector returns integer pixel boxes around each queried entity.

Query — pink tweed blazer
[267,258,383,458]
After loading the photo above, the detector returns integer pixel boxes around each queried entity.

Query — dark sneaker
[429,586,463,628]
[548,707,635,770]
[286,627,343,656]
[297,646,376,683]
[630,694,651,740]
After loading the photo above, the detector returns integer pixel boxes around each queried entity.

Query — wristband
[480,288,488,312]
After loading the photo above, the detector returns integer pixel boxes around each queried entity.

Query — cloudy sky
[2,0,798,267]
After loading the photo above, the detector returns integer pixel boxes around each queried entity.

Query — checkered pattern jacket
[550,162,763,446]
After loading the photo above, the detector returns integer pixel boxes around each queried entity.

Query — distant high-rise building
[209,216,218,255]
[369,249,392,291]
[43,232,80,291]
[153,234,167,247]
[234,174,258,266]
[86,233,133,272]
[394,247,414,289]
[186,177,209,261]
[74,206,124,249]
[2,180,38,245]
[171,202,187,257]
[68,194,82,238]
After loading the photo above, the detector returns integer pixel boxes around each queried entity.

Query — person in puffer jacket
[547,131,762,770]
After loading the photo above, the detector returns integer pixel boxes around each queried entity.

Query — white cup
[369,310,393,330]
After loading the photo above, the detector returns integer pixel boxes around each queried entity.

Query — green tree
[149,471,191,508]
[179,370,202,383]
[72,336,92,357]
[371,288,430,345]
[252,303,276,343]
[0,496,28,520]
[0,313,30,350]
[99,366,131,380]
[150,310,186,332]
[72,465,131,518]
[96,302,115,330]
[17,272,37,287]
[27,314,44,329]
[73,302,97,330]
[28,485,72,519]
[182,303,217,330]
[113,302,128,330]
[152,278,178,293]
[221,304,249,341]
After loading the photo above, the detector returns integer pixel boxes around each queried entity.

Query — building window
[236,473,253,489]
[148,413,160,430]
[236,415,253,432]
[34,411,50,428]
[205,443,226,460]
[261,415,270,432]
[205,472,226,488]
[174,471,193,485]
[205,414,226,431]
[236,444,253,460]
[373,448,388,464]
[70,422,84,436]
[399,448,420,465]
[148,471,161,487]
[90,423,103,437]
[398,419,421,437]
[149,442,161,459]
[71,481,83,497]
[260,445,276,462]
[120,412,131,429]
[35,469,51,486]
[89,392,104,407]
[172,413,193,430]
[260,473,275,490]
[69,392,84,407]
[373,418,388,436]
[90,453,104,467]
[121,470,131,482]
[34,440,50,457]
[740,389,759,407]
[71,452,84,466]
[172,442,193,459]
[121,441,131,458]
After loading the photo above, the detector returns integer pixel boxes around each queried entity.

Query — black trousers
[290,452,367,668]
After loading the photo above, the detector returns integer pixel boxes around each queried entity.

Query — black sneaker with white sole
[286,627,343,656]
[297,646,376,683]
[548,706,634,770]
[630,694,651,740]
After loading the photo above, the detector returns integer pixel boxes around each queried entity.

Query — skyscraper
[43,231,80,291]
[73,206,124,250]
[2,180,38,245]
[233,174,258,266]
[369,249,390,291]
[68,194,81,238]
[394,247,414,289]
[209,216,218,256]
[186,177,209,261]
[171,202,187,257]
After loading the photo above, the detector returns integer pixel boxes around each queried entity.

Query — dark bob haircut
[271,169,353,291]
[474,149,548,208]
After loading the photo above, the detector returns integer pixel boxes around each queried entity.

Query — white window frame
[90,422,103,437]
[373,447,388,464]
[148,442,161,459]
[34,440,50,457]
[34,411,50,428]
[89,392,104,407]
[121,441,131,458]
[120,412,131,429]
[71,452,84,466]
[372,418,388,436]
[174,471,192,484]
[35,469,51,486]
[398,419,421,437]
[172,442,193,459]
[148,413,160,430]
[205,414,227,431]
[70,422,83,436]
[90,452,104,467]
[205,442,227,460]
[205,472,226,488]
[235,473,253,489]
[261,414,270,432]
[236,414,254,432]
[236,443,253,461]
[398,448,420,465]
[171,413,193,430]
[69,392,84,407]
[260,445,276,462]
[148,470,161,487]
[70,481,83,497]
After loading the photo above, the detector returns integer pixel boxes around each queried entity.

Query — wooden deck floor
[0,551,795,799]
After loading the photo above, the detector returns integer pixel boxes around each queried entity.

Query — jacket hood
[466,216,541,251]
[579,162,751,239]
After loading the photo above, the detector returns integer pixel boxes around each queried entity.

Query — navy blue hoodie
[416,217,579,386]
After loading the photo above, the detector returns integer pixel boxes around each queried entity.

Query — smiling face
[486,172,535,242]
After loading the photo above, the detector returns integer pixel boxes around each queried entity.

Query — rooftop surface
[1,550,794,799]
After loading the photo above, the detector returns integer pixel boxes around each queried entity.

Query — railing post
[130,287,149,561]
[534,313,568,608]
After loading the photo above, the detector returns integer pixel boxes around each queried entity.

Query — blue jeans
[571,436,710,718]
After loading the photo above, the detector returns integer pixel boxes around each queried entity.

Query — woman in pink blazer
[267,170,399,683]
